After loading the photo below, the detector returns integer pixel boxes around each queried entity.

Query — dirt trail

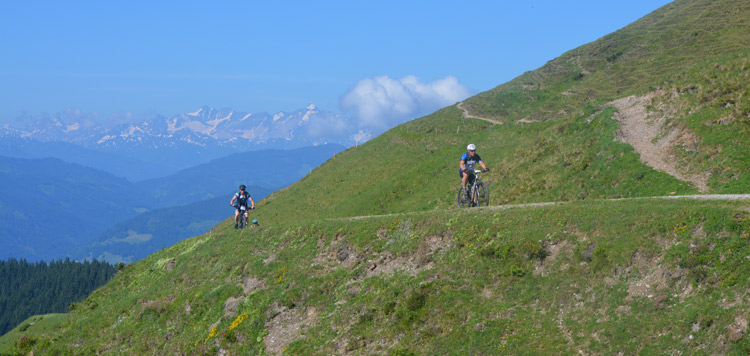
[484,194,750,213]
[336,195,750,222]
[457,101,503,125]
[459,93,711,192]
[610,93,709,192]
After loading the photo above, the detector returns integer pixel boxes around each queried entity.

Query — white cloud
[352,129,372,144]
[305,112,353,139]
[340,75,471,131]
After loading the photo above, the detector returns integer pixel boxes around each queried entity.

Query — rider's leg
[234,209,240,223]
[462,171,469,190]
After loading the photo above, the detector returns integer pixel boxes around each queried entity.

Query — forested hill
[0,259,116,336]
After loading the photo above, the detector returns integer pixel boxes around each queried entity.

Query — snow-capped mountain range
[1,104,362,151]
[0,104,363,180]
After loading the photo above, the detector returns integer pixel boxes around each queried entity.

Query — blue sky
[0,1,673,126]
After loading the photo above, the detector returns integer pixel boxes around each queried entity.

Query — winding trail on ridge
[401,97,750,222]
[338,195,750,222]
[457,101,503,125]
[610,93,710,192]
[459,94,716,193]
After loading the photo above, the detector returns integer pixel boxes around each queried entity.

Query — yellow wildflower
[230,313,249,330]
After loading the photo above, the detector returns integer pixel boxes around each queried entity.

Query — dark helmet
[239,184,246,190]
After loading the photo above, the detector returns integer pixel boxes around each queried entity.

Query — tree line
[0,258,116,336]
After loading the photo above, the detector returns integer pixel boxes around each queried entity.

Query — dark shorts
[459,169,475,179]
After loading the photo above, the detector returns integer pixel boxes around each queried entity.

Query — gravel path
[485,194,750,212]
[653,194,750,200]
[337,195,750,221]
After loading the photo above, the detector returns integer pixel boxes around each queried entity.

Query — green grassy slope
[247,0,749,225]
[461,0,750,192]
[0,314,66,352]
[464,0,750,120]
[4,199,750,355]
[3,0,750,354]
[254,103,697,226]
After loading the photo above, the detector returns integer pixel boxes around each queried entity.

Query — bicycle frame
[458,169,488,208]
[469,169,481,204]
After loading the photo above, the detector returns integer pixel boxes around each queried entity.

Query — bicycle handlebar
[231,204,255,209]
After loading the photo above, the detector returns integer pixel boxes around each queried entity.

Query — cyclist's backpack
[236,191,250,205]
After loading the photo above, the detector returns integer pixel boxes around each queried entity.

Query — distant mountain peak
[186,107,204,117]
[1,104,367,154]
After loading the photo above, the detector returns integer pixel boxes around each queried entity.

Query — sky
[0,0,674,129]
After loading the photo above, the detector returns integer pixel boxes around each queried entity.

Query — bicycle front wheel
[239,212,246,228]
[476,180,489,206]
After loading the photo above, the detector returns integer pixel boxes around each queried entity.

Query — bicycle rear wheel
[457,187,470,208]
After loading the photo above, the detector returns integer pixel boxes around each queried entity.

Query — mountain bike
[457,169,489,208]
[234,205,254,229]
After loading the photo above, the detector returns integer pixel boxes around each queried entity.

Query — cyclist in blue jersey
[230,185,255,229]
[459,144,489,194]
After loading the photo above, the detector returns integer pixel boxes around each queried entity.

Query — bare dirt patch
[313,231,454,279]
[516,118,540,125]
[623,251,690,303]
[241,276,267,295]
[137,294,176,320]
[627,264,673,299]
[223,296,243,320]
[610,93,709,192]
[726,314,748,342]
[221,277,267,319]
[165,258,176,272]
[313,236,359,270]
[533,239,572,276]
[367,231,453,277]
[264,304,318,355]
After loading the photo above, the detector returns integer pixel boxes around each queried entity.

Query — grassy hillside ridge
[252,108,493,224]
[0,144,343,262]
[0,314,66,352]
[251,103,698,226]
[68,190,270,264]
[4,0,750,354]
[137,144,344,208]
[245,1,750,227]
[5,198,750,355]
[464,0,750,122]
[67,144,343,264]
[460,0,749,192]
[650,51,750,192]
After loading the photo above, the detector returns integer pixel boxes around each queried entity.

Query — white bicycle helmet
[467,143,476,151]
